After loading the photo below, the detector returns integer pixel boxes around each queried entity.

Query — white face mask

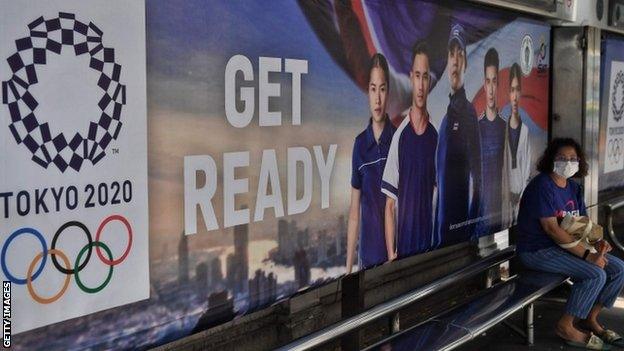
[553,161,579,179]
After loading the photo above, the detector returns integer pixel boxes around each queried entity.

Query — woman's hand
[587,244,609,268]
[586,252,607,268]
[595,240,612,253]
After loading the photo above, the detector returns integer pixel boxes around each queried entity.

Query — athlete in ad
[435,23,482,245]
[502,63,531,227]
[346,53,395,272]
[477,48,506,235]
[382,41,438,259]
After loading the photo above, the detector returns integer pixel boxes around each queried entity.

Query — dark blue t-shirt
[478,114,506,234]
[382,116,438,257]
[351,120,395,268]
[516,173,587,252]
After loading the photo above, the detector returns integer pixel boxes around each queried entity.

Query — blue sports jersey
[435,86,482,245]
[478,113,506,235]
[516,173,587,252]
[351,119,395,268]
[381,115,438,257]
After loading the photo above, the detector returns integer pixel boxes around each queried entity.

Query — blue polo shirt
[381,115,438,257]
[478,113,506,235]
[435,86,482,245]
[516,173,587,252]
[351,119,395,269]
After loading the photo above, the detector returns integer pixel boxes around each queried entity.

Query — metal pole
[607,200,624,252]
[525,303,534,346]
[390,312,400,334]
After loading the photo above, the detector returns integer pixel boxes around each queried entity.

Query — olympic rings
[0,215,132,304]
[27,249,71,304]
[75,242,113,294]
[95,215,132,266]
[51,221,92,274]
[1,228,47,284]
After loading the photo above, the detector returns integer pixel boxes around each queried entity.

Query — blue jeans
[519,246,624,319]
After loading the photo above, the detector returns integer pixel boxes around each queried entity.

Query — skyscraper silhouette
[226,213,250,293]
[178,231,189,283]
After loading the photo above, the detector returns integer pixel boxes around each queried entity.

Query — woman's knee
[585,265,607,286]
[598,268,607,286]
[606,255,624,282]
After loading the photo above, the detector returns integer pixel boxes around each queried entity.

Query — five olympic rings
[1,214,132,304]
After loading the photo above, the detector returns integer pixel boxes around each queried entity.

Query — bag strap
[582,220,593,239]
[559,239,582,249]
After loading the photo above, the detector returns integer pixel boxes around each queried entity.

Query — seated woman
[517,138,624,350]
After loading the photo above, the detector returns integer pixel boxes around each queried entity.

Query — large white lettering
[183,146,336,233]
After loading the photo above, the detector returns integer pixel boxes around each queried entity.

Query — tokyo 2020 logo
[612,70,624,123]
[1,12,126,173]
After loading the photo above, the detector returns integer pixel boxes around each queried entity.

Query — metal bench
[276,246,569,350]
[277,246,570,350]
[365,270,568,351]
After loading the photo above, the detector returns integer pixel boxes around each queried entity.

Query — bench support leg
[390,312,400,334]
[525,303,534,346]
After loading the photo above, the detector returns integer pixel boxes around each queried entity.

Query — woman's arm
[539,217,607,267]
[539,217,585,256]
[346,187,361,273]
[385,196,397,261]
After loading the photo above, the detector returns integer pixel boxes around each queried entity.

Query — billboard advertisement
[600,35,624,193]
[1,0,549,349]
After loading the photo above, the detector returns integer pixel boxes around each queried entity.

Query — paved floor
[456,291,624,351]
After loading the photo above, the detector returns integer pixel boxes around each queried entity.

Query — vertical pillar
[390,312,400,334]
[341,272,364,351]
[525,303,534,346]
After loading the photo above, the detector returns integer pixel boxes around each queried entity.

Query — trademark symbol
[112,148,120,154]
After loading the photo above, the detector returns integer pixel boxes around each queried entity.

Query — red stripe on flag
[351,0,377,57]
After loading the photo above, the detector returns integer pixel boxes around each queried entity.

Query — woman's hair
[536,138,588,177]
[369,53,389,91]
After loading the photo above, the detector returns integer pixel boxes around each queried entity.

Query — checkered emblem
[1,12,126,172]
[612,71,624,123]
